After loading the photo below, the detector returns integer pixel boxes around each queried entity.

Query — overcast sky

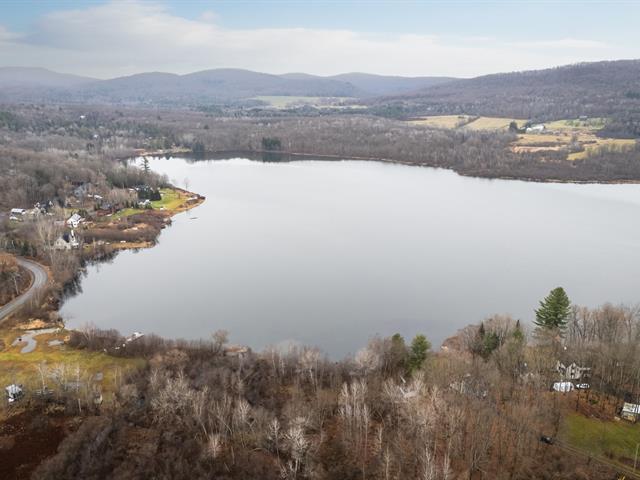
[0,0,638,79]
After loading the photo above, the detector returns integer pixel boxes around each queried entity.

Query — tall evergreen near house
[534,287,571,331]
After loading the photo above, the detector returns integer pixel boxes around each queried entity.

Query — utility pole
[634,442,639,471]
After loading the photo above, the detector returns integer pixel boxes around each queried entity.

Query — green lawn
[104,188,188,220]
[151,188,185,210]
[561,412,640,462]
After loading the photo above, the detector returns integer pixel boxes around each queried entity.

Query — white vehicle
[576,383,590,390]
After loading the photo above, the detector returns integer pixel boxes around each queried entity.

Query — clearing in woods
[0,328,145,403]
[410,115,637,160]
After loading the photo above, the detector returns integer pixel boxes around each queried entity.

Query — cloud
[0,1,630,78]
[0,25,20,43]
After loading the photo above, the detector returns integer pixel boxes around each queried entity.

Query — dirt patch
[0,408,77,480]
[15,319,50,331]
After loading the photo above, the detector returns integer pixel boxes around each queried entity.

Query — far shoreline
[139,147,640,186]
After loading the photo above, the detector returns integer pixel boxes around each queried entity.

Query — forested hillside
[373,60,640,137]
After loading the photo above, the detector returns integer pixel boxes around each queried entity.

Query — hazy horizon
[1,0,639,79]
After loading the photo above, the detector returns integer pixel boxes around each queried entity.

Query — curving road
[0,257,49,323]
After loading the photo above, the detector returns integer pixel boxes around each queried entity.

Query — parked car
[576,383,590,390]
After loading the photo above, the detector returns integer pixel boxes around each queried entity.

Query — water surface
[61,157,640,356]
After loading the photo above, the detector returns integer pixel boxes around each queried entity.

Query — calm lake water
[61,156,640,357]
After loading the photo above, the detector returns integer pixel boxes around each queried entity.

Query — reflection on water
[61,157,640,357]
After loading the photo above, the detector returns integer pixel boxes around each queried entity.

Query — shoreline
[173,148,640,186]
[10,150,637,348]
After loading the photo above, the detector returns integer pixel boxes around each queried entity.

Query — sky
[0,0,638,79]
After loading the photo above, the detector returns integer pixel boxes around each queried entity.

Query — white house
[66,213,84,228]
[526,124,546,133]
[10,208,26,216]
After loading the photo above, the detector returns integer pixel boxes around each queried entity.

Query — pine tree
[407,334,431,373]
[482,331,500,358]
[512,319,525,343]
[534,287,571,331]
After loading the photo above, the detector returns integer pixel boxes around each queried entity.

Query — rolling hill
[0,67,95,88]
[0,67,456,105]
[329,72,456,95]
[373,60,640,125]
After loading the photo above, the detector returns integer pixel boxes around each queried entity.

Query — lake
[61,156,640,357]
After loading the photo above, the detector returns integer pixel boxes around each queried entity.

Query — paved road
[0,258,48,323]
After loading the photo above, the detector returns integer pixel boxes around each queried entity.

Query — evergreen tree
[512,319,525,343]
[407,334,431,373]
[482,331,500,358]
[534,287,571,331]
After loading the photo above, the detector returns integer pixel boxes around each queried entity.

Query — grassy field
[0,329,144,401]
[410,115,524,131]
[561,412,640,465]
[546,118,607,131]
[409,115,636,161]
[516,133,570,145]
[464,116,524,131]
[108,187,190,220]
[152,188,187,210]
[568,138,636,160]
[410,115,473,129]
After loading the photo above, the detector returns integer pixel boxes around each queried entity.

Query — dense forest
[6,298,638,480]
[2,105,639,183]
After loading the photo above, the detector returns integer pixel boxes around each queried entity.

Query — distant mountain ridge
[0,67,95,88]
[2,60,638,124]
[0,67,456,105]
[373,59,640,121]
